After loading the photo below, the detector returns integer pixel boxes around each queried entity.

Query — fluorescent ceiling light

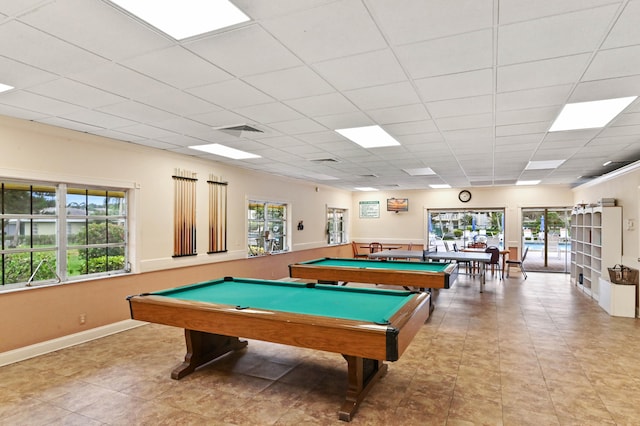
[429,184,451,189]
[549,96,637,132]
[189,143,260,160]
[602,161,612,166]
[109,0,250,40]
[335,125,400,148]
[403,167,435,176]
[0,83,14,93]
[355,187,378,191]
[516,180,541,186]
[525,160,565,170]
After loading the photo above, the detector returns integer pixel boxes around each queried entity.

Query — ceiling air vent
[215,124,263,136]
[310,158,340,163]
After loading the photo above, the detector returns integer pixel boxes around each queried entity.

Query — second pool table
[127,277,430,421]
[289,257,458,289]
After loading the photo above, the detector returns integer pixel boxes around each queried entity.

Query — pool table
[289,257,458,289]
[127,277,430,422]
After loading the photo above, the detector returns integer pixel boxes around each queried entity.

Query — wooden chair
[368,242,383,253]
[485,246,502,279]
[452,243,471,274]
[506,247,529,279]
[352,241,368,258]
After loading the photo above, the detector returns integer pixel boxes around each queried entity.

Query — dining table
[461,247,509,277]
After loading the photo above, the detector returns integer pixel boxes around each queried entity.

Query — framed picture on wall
[387,198,408,212]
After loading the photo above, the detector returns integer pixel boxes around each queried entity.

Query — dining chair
[485,246,502,279]
[352,241,368,259]
[452,243,471,274]
[369,242,383,253]
[506,246,529,279]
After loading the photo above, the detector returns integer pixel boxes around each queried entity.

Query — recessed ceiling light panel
[516,180,541,186]
[525,160,565,170]
[335,125,400,148]
[429,184,451,189]
[0,83,14,93]
[403,167,436,176]
[189,143,260,160]
[109,0,250,40]
[549,96,637,132]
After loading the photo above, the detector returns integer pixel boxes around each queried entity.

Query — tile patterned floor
[1,271,640,425]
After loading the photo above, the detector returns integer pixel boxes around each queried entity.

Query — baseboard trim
[0,319,146,367]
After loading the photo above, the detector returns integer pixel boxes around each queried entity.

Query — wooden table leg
[171,329,248,379]
[338,355,388,421]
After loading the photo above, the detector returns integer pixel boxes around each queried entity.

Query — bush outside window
[1,181,128,289]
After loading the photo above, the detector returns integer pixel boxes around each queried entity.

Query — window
[427,209,505,250]
[247,200,288,256]
[327,207,347,245]
[1,180,128,289]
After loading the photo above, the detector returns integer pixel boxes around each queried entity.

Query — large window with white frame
[327,207,347,245]
[1,180,128,289]
[247,200,288,256]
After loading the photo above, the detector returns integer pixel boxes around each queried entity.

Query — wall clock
[458,190,471,203]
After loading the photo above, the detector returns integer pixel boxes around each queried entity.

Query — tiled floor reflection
[2,272,640,425]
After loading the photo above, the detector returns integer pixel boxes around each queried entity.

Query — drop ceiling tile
[344,82,421,110]
[27,79,126,109]
[0,91,81,116]
[244,66,334,100]
[152,117,218,139]
[602,0,640,49]
[70,63,171,100]
[383,120,438,136]
[498,54,591,93]
[496,106,561,126]
[284,93,358,117]
[570,75,640,102]
[138,89,221,117]
[262,1,387,63]
[268,118,326,135]
[115,124,180,140]
[60,110,138,129]
[235,102,303,124]
[0,104,48,121]
[185,24,301,77]
[436,113,493,131]
[19,0,172,61]
[497,84,572,111]
[313,49,407,91]
[426,95,493,118]
[583,45,640,81]
[495,121,551,137]
[368,0,494,45]
[38,116,104,133]
[611,112,640,127]
[313,112,373,130]
[232,1,336,20]
[396,29,493,79]
[190,110,249,128]
[0,56,57,89]
[0,0,47,15]
[122,46,233,90]
[0,21,108,75]
[366,104,430,124]
[498,0,618,25]
[415,68,493,102]
[497,5,619,65]
[97,100,177,124]
[186,79,273,109]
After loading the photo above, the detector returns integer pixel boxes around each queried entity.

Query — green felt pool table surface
[151,276,417,323]
[289,257,458,289]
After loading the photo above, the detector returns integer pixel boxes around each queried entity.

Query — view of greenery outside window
[247,201,288,256]
[66,188,127,277]
[428,209,505,249]
[0,181,127,288]
[327,207,346,245]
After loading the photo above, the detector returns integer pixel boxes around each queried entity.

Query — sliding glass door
[521,208,571,273]
[427,209,505,251]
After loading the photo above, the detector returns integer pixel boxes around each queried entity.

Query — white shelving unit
[570,206,622,299]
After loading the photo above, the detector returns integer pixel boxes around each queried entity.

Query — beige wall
[2,114,638,354]
[351,186,575,255]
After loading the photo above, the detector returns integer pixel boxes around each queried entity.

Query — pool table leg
[338,355,388,421]
[171,329,248,380]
